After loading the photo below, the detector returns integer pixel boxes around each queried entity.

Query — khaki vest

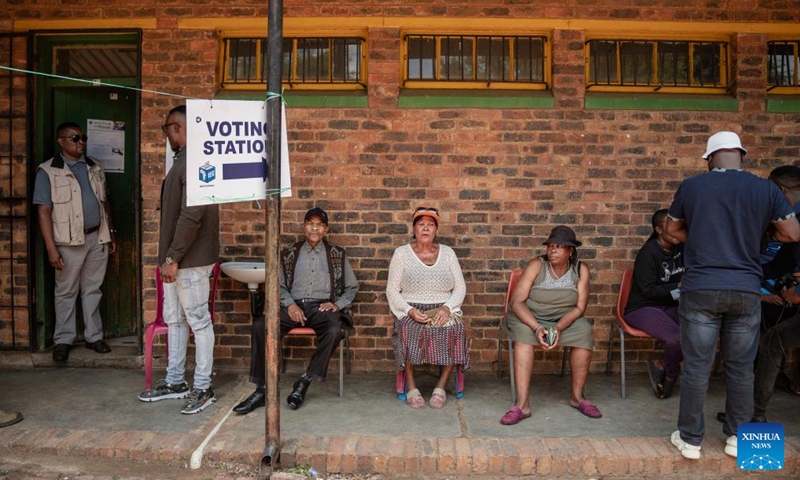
[37,154,110,246]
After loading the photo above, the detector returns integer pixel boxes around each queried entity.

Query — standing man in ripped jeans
[665,131,800,460]
[233,207,358,414]
[138,105,220,415]
[34,122,117,363]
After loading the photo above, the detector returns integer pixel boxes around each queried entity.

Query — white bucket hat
[702,131,747,160]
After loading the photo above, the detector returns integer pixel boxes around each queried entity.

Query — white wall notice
[86,119,125,173]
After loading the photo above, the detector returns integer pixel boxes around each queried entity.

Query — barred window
[222,37,365,89]
[586,39,728,91]
[404,34,548,89]
[767,41,799,89]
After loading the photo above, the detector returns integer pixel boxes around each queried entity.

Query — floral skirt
[392,302,470,371]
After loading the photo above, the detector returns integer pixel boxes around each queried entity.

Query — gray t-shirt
[33,156,101,230]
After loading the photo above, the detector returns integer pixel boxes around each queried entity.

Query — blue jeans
[164,264,215,390]
[677,290,761,446]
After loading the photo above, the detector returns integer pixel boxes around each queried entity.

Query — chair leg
[396,370,406,400]
[620,328,627,399]
[279,343,285,374]
[606,324,614,376]
[508,336,516,404]
[144,328,155,390]
[560,347,570,377]
[497,325,504,379]
[454,366,465,399]
[338,338,344,398]
[345,330,351,374]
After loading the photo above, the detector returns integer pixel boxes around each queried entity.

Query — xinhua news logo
[738,422,784,471]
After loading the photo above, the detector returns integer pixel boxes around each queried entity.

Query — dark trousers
[753,314,800,418]
[250,299,347,385]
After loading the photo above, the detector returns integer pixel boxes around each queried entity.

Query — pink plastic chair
[143,262,220,390]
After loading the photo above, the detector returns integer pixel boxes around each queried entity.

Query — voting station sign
[186,99,291,206]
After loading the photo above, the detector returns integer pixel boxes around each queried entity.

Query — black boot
[287,377,311,410]
[233,386,265,415]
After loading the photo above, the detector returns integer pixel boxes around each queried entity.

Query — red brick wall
[0,32,31,350]
[2,2,800,375]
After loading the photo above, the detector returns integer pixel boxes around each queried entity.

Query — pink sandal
[500,406,531,425]
[406,388,426,409]
[573,400,602,419]
[429,388,447,409]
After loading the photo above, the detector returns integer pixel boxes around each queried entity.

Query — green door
[34,33,141,349]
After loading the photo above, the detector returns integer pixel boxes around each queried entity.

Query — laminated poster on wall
[86,119,125,173]
[185,99,292,206]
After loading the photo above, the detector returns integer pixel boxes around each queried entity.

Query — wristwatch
[165,256,176,266]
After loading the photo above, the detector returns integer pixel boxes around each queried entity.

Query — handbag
[422,307,462,327]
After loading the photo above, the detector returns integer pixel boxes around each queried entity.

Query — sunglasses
[60,134,88,143]
[415,206,439,214]
[161,122,179,134]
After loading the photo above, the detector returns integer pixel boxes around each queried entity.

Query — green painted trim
[585,94,738,111]
[766,97,800,113]
[398,90,554,109]
[215,90,368,108]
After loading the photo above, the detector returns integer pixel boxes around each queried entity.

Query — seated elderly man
[233,207,359,414]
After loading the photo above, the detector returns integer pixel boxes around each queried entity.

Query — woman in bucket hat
[501,225,601,424]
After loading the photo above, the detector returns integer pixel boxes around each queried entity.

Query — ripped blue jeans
[164,264,215,390]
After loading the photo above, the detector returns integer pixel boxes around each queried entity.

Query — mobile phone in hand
[545,326,556,346]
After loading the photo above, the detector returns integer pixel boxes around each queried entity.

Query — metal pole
[260,0,283,477]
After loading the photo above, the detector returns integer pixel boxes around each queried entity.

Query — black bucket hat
[542,225,582,247]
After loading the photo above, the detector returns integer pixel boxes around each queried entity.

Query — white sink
[220,262,265,291]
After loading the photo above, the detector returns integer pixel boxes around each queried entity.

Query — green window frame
[221,36,365,90]
[403,34,549,90]
[586,39,729,93]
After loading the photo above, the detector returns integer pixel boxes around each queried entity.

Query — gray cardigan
[158,148,220,268]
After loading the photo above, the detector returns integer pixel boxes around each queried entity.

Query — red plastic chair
[143,262,220,390]
[280,327,350,398]
[498,268,569,403]
[604,268,651,399]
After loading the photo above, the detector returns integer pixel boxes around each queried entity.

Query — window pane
[658,42,689,85]
[476,37,508,81]
[620,41,652,84]
[54,46,138,78]
[296,38,330,82]
[693,43,722,86]
[408,36,435,79]
[440,37,473,80]
[514,37,544,82]
[589,40,617,84]
[228,39,257,82]
[332,38,360,81]
[279,39,292,81]
[768,42,797,86]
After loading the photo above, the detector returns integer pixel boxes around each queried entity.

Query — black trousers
[250,298,347,385]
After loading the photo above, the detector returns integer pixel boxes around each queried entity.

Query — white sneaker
[671,430,701,459]
[725,435,737,458]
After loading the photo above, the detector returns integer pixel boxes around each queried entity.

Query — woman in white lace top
[386,207,469,409]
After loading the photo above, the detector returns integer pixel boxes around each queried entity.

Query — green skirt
[506,310,594,350]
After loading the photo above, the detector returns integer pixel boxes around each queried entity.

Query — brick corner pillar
[552,29,586,111]
[732,33,767,113]
[367,27,400,109]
